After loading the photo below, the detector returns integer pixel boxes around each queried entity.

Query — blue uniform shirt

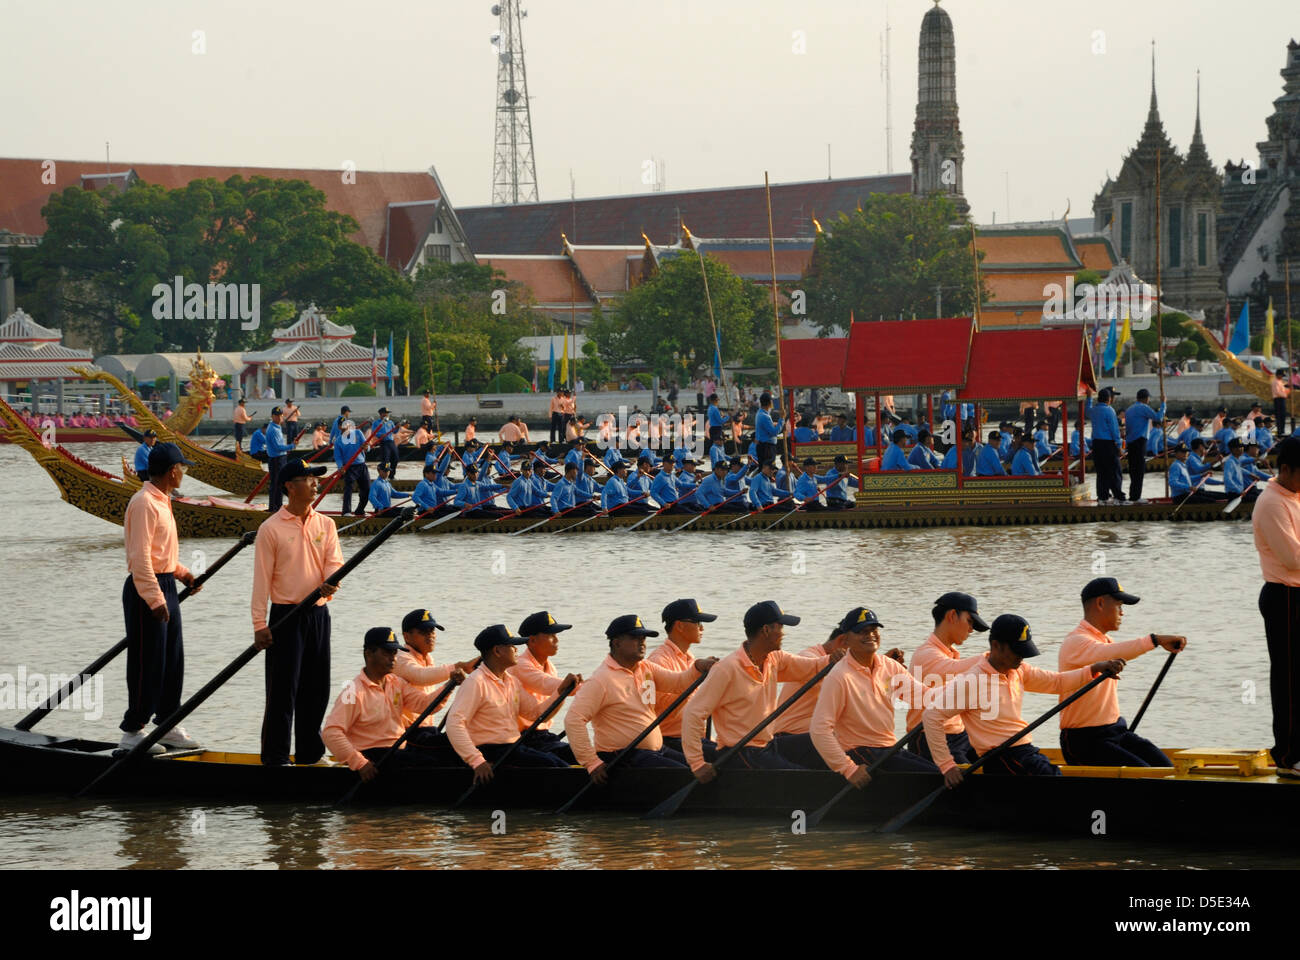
[1089,403,1121,443]
[1222,455,1246,495]
[334,429,366,469]
[329,416,346,445]
[975,445,1007,476]
[707,405,729,428]
[506,477,538,511]
[564,447,585,469]
[265,422,291,458]
[817,468,858,501]
[372,417,396,442]
[368,478,408,510]
[550,479,579,513]
[1239,455,1270,484]
[1125,401,1166,444]
[1033,429,1057,461]
[134,442,153,474]
[908,444,942,469]
[455,479,503,508]
[881,445,914,471]
[1069,429,1090,457]
[412,477,455,511]
[756,409,783,443]
[674,471,698,505]
[575,472,601,505]
[794,472,820,499]
[829,425,855,442]
[694,473,728,508]
[1169,459,1194,496]
[747,472,782,508]
[1146,426,1166,455]
[1214,428,1236,452]
[941,445,978,476]
[651,471,679,507]
[1256,428,1275,453]
[248,429,267,457]
[1177,427,1201,448]
[724,469,748,496]
[602,445,621,470]
[792,426,816,443]
[1011,447,1041,476]
[601,474,630,510]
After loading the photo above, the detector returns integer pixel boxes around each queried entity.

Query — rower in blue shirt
[412,463,456,513]
[694,460,737,511]
[1222,439,1250,496]
[1168,443,1217,500]
[627,458,655,503]
[248,426,267,459]
[747,461,790,509]
[424,442,452,476]
[1186,438,1223,492]
[792,457,823,508]
[1256,420,1276,453]
[1010,434,1042,476]
[881,429,915,470]
[941,430,978,477]
[600,460,632,512]
[1069,428,1091,459]
[1240,440,1273,486]
[976,430,1007,476]
[860,424,876,447]
[1033,422,1059,462]
[1146,424,1166,457]
[674,458,700,508]
[829,414,855,443]
[453,464,506,516]
[650,462,683,512]
[133,430,159,479]
[264,408,293,513]
[818,454,859,508]
[907,429,942,469]
[603,443,624,471]
[1214,423,1238,454]
[367,463,410,515]
[707,439,729,470]
[791,412,817,444]
[575,458,603,506]
[564,438,586,470]
[550,463,592,515]
[1176,420,1203,449]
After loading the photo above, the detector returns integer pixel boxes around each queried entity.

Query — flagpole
[423,305,441,439]
[970,222,982,331]
[1155,146,1168,498]
[693,234,731,418]
[764,172,793,493]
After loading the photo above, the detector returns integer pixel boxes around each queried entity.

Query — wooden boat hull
[0,427,134,444]
[3,727,1295,844]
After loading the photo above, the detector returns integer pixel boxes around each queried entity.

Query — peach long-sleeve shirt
[922,658,1094,774]
[645,638,696,737]
[566,655,698,772]
[811,653,928,779]
[250,507,344,631]
[508,649,566,731]
[124,482,191,610]
[772,644,833,735]
[392,649,455,727]
[905,633,988,733]
[1058,620,1154,729]
[1253,479,1300,587]
[445,665,557,769]
[680,644,828,771]
[322,670,442,771]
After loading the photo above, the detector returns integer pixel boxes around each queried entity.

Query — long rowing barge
[3,727,1293,844]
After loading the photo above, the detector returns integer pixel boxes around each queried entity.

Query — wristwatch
[1150,633,1159,648]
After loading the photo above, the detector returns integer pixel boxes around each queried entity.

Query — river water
[0,442,1283,869]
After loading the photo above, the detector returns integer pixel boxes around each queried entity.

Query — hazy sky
[2,0,1295,225]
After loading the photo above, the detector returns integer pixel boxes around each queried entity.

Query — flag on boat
[1228,300,1251,355]
[560,334,569,387]
[1263,298,1276,361]
[1102,311,1119,372]
[547,338,555,390]
[371,330,378,388]
[386,330,393,394]
[403,333,411,395]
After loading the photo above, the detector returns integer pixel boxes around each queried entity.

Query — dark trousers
[380,439,399,475]
[477,742,568,768]
[826,497,854,510]
[1258,582,1300,769]
[1059,718,1170,767]
[1047,407,1062,442]
[234,422,245,446]
[550,412,562,443]
[597,746,686,769]
[846,744,940,774]
[757,440,777,466]
[520,728,576,765]
[342,463,370,515]
[120,573,183,733]
[422,415,434,431]
[980,743,1060,776]
[771,731,828,769]
[1092,438,1123,501]
[1275,397,1288,437]
[260,603,331,765]
[1127,436,1148,500]
[285,421,299,444]
[360,744,447,770]
[704,741,806,770]
[709,424,724,443]
[267,454,287,513]
[912,728,979,765]
[660,735,716,755]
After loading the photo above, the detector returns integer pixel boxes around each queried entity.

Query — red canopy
[779,337,847,388]
[956,327,1097,401]
[841,318,974,393]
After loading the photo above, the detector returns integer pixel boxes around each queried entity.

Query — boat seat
[1170,748,1272,777]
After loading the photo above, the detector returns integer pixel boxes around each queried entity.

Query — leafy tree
[799,194,985,333]
[430,347,466,394]
[577,339,611,388]
[341,381,377,397]
[487,372,531,393]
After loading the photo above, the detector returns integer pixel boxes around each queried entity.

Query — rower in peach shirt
[445,625,579,784]
[1058,578,1187,766]
[567,615,716,781]
[647,599,717,755]
[118,442,202,755]
[509,611,585,763]
[322,627,461,781]
[251,459,344,766]
[393,608,475,728]
[810,607,939,785]
[680,601,838,778]
[923,614,1125,783]
[906,592,991,766]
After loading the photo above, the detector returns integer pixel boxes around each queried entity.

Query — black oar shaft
[1129,650,1177,733]
[78,510,413,796]
[16,530,258,732]
[806,723,924,829]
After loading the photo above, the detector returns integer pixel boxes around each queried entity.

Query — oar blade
[805,783,852,830]
[643,780,697,820]
[875,784,944,834]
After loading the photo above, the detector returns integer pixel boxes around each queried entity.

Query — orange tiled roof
[1074,236,1118,272]
[975,232,1077,267]
[567,246,642,295]
[479,256,587,305]
[985,271,1076,305]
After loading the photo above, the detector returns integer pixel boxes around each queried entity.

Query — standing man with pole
[764,173,794,491]
[1090,387,1124,504]
[265,406,291,514]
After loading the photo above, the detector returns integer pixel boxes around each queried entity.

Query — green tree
[341,381,377,397]
[799,194,985,333]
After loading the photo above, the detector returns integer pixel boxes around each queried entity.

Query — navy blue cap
[712,459,729,470]
[989,614,1039,658]
[147,442,194,474]
[605,614,659,639]
[1081,577,1140,605]
[662,598,718,626]
[363,626,407,652]
[837,607,884,633]
[271,405,283,415]
[280,459,327,486]
[519,611,572,637]
[142,428,158,439]
[401,609,444,633]
[743,601,800,633]
[934,592,990,632]
[473,624,527,653]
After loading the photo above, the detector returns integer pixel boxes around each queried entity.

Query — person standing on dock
[1252,436,1300,779]
[119,442,202,755]
[233,399,251,451]
[252,458,342,766]
[265,406,292,514]
[1089,387,1124,504]
[1058,578,1187,766]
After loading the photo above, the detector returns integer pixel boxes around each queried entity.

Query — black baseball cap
[520,458,534,470]
[271,405,283,415]
[1081,577,1140,605]
[662,599,718,627]
[990,614,1039,658]
[142,428,158,439]
[363,626,407,652]
[712,459,729,471]
[837,607,884,633]
[743,601,800,633]
[280,459,328,485]
[605,614,659,639]
[401,609,444,633]
[378,407,390,415]
[340,405,352,413]
[473,624,527,653]
[519,611,573,637]
[933,591,990,632]
[834,454,849,464]
[1136,388,1151,400]
[147,442,194,473]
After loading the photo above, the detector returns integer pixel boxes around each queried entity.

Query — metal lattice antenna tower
[490,1,538,205]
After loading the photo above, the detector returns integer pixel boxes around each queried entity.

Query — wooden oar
[720,493,794,528]
[804,724,924,829]
[453,676,577,807]
[556,671,710,815]
[763,478,837,531]
[77,509,414,797]
[1129,649,1178,733]
[336,672,464,806]
[555,493,652,534]
[15,530,259,732]
[1223,480,1260,515]
[877,670,1114,835]
[669,489,747,533]
[511,496,593,536]
[644,657,839,820]
[1170,473,1213,515]
[422,492,502,531]
[624,487,696,531]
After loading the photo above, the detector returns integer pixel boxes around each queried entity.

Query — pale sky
[2,0,1295,225]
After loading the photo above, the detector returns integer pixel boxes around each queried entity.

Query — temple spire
[1193,69,1203,142]
[1147,41,1160,124]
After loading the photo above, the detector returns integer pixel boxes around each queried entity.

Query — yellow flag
[403,332,411,394]
[1264,298,1276,360]
[560,333,570,385]
[1118,310,1132,352]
